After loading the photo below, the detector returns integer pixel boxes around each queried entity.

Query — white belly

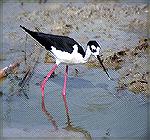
[51,46,86,64]
[56,51,85,64]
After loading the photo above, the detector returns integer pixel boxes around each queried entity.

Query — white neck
[83,46,92,62]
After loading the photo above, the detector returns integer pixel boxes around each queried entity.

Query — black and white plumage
[20,25,104,65]
[20,25,86,64]
[20,25,111,97]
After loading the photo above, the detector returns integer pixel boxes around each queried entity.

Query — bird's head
[87,40,101,57]
[87,40,111,80]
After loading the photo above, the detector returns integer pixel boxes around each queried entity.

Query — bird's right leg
[62,65,68,96]
[41,64,58,97]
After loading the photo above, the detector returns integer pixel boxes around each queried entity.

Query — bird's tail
[20,25,49,50]
[20,25,45,46]
[20,25,35,36]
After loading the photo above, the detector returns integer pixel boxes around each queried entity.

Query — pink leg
[41,64,58,97]
[62,65,68,96]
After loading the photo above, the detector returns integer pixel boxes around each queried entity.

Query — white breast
[51,45,85,64]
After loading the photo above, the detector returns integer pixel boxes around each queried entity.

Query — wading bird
[20,25,111,97]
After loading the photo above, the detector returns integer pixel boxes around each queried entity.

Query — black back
[20,25,85,57]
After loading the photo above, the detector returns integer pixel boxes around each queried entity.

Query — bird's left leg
[41,64,58,97]
[62,65,68,96]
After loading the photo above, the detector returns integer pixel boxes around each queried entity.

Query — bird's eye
[92,49,97,52]
[90,45,97,53]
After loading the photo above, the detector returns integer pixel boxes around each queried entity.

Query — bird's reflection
[42,96,58,131]
[62,95,92,140]
[42,95,92,140]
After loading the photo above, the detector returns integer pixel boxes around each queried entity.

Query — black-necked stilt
[20,25,111,97]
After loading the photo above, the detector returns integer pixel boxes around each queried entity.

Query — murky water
[1,1,149,140]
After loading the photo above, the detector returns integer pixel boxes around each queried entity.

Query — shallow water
[1,1,149,140]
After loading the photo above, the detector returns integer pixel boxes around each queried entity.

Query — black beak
[97,55,111,80]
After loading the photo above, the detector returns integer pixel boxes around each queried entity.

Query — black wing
[20,25,85,57]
